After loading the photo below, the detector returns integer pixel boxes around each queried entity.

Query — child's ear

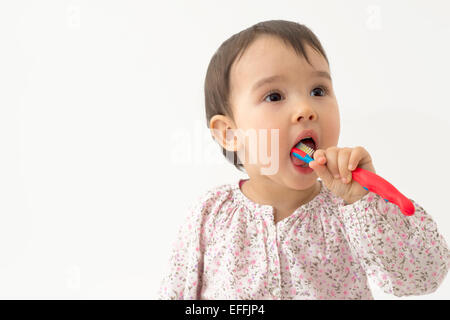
[209,115,240,151]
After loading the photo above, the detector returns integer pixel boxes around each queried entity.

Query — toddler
[157,20,450,299]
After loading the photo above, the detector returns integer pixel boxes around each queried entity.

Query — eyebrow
[251,70,332,92]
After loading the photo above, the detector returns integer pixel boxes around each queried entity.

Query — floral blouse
[157,178,450,299]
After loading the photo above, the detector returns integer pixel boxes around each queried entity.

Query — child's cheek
[236,127,283,169]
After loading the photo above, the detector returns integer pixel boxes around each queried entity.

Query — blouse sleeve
[157,194,208,300]
[336,191,450,297]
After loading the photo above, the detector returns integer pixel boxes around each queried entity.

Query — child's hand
[309,146,376,204]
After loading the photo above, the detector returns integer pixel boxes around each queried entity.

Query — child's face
[228,35,340,188]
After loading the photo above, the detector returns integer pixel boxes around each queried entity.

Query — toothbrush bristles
[294,142,315,156]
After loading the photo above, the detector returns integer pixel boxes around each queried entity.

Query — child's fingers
[323,147,340,179]
[312,149,326,164]
[338,148,353,183]
[348,146,367,170]
[309,152,333,183]
[348,149,361,171]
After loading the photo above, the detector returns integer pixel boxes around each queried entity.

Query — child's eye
[310,86,328,97]
[263,91,283,103]
[263,86,329,103]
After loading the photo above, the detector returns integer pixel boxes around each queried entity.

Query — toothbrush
[291,142,415,216]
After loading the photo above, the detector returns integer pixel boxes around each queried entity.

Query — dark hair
[204,20,329,172]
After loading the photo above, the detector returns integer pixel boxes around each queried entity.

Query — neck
[242,176,320,212]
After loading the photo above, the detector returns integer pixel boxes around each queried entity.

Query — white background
[0,0,449,299]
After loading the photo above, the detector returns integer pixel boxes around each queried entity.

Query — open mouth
[290,137,317,167]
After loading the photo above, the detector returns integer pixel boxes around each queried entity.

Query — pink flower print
[401,233,407,239]
[409,273,414,278]
[236,288,241,294]
[234,250,240,257]
[290,288,296,295]
[348,255,353,262]
[251,259,256,265]
[378,250,384,255]
[398,241,403,247]
[343,290,349,295]
[382,274,387,280]
[386,237,391,242]
[333,258,337,264]
[433,272,437,277]
[420,216,425,221]
[377,227,383,234]
[285,240,290,245]
[432,240,436,246]
[330,290,336,297]
[396,280,403,286]
[299,274,304,280]
[285,266,289,271]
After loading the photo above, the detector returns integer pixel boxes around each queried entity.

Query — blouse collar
[231,178,327,215]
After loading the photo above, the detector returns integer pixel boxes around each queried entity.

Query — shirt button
[271,287,281,298]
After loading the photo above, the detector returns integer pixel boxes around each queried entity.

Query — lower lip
[290,155,313,174]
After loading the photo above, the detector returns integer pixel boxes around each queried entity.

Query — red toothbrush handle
[351,167,415,216]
